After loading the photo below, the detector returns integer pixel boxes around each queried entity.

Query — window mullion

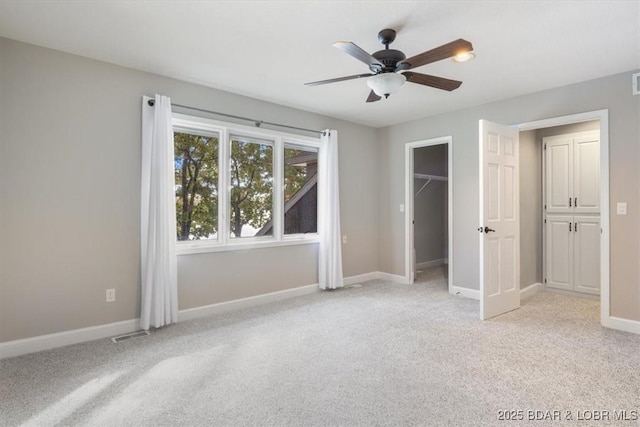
[220,128,230,245]
[273,137,284,240]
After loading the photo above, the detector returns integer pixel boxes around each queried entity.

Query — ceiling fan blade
[333,41,383,69]
[399,39,473,70]
[305,73,373,86]
[403,72,462,91]
[366,90,382,103]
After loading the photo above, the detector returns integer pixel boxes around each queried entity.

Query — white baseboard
[521,282,543,300]
[0,271,385,360]
[450,286,480,300]
[603,316,640,335]
[416,259,445,269]
[377,271,412,285]
[0,282,320,360]
[179,284,318,322]
[343,272,380,285]
[9,271,631,360]
[0,319,139,360]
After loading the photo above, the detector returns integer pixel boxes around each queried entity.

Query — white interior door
[479,120,520,320]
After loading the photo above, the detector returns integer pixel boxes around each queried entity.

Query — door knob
[484,226,495,233]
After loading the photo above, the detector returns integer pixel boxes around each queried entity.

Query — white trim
[513,110,616,331]
[343,272,380,285]
[0,319,139,360]
[520,282,543,300]
[378,271,412,285]
[0,271,384,359]
[178,283,318,321]
[1,283,318,359]
[404,137,453,290]
[602,316,640,335]
[416,259,446,269]
[450,286,480,300]
[177,235,319,255]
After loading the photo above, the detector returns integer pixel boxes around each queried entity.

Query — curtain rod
[147,99,325,136]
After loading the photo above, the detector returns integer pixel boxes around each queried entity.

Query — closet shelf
[414,173,447,196]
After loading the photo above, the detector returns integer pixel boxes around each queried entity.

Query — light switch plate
[617,202,627,215]
[399,204,405,212]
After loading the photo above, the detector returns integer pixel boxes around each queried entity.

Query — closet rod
[414,173,448,181]
[147,99,325,136]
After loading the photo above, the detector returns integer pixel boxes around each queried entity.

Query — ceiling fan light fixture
[453,51,475,62]
[367,73,406,97]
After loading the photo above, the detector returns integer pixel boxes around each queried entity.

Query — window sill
[176,235,319,256]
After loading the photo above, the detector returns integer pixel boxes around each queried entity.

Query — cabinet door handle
[569,222,572,232]
[575,222,577,232]
[569,197,572,207]
[574,197,577,207]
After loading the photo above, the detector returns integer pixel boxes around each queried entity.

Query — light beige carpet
[1,266,639,426]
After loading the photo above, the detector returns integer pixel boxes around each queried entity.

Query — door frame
[513,109,611,329]
[404,136,453,286]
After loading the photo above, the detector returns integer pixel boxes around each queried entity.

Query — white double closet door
[544,131,600,295]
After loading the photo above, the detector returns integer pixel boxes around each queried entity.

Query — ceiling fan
[305,29,474,102]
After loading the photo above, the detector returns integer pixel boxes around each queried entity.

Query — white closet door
[546,215,573,291]
[545,137,573,213]
[573,132,600,214]
[573,216,600,295]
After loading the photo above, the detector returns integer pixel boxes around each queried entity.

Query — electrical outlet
[106,288,116,303]
[342,235,348,244]
[617,202,627,215]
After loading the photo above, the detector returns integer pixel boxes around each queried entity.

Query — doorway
[479,110,610,326]
[521,120,601,301]
[404,137,453,288]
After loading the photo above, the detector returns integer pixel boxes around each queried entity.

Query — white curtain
[318,130,344,290]
[140,95,178,329]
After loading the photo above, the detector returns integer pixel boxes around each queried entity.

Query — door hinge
[544,144,547,150]
[544,279,547,284]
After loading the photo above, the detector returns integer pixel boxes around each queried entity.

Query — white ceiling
[1,1,639,128]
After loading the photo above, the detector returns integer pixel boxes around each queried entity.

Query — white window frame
[172,113,320,255]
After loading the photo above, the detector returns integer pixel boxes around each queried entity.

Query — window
[172,114,320,254]
[229,136,274,238]
[284,145,318,235]
[174,129,219,241]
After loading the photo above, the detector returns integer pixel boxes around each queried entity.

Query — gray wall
[2,36,639,343]
[0,38,380,342]
[519,129,542,288]
[378,70,640,321]
[414,144,448,264]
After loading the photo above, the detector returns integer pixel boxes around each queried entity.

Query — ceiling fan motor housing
[371,49,406,73]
